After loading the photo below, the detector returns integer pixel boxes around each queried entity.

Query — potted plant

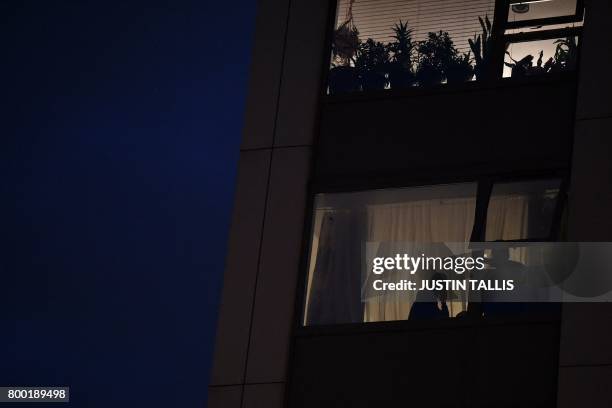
[551,37,579,72]
[416,31,456,86]
[387,20,416,89]
[528,50,554,75]
[504,53,535,77]
[328,20,360,95]
[446,51,474,84]
[355,38,390,91]
[468,16,494,81]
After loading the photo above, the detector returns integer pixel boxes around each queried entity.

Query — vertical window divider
[549,177,570,241]
[471,179,494,243]
[489,0,511,81]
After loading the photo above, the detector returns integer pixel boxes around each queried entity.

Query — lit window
[482,179,563,278]
[507,0,583,27]
[302,178,566,326]
[503,36,579,78]
[503,0,584,78]
[303,183,478,326]
[328,0,496,93]
[485,179,562,241]
[326,0,585,93]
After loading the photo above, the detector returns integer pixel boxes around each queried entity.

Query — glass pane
[485,179,562,241]
[303,183,477,326]
[508,0,578,23]
[505,19,583,34]
[503,36,579,78]
[328,0,495,94]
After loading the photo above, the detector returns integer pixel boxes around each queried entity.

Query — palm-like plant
[387,20,415,89]
[389,20,413,69]
[468,16,493,80]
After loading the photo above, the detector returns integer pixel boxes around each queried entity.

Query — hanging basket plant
[332,20,360,67]
[329,0,361,94]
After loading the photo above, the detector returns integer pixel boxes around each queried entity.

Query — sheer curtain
[305,209,365,325]
[363,197,476,322]
[303,186,536,326]
[486,195,529,241]
[486,193,531,265]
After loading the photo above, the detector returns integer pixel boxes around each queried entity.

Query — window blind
[335,0,496,55]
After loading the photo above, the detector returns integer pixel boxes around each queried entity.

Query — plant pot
[360,70,387,91]
[388,63,416,89]
[446,67,474,84]
[328,66,359,95]
[473,63,489,81]
[416,65,444,87]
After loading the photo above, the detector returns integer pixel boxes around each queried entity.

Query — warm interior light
[512,4,530,13]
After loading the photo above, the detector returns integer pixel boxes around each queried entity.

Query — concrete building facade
[209,1,612,406]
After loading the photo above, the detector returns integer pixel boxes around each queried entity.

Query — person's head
[491,246,509,264]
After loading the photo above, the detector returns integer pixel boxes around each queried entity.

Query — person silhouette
[408,272,450,320]
[481,246,526,317]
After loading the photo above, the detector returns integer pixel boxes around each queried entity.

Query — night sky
[2,1,256,406]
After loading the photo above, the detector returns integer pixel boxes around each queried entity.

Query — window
[327,0,584,94]
[303,183,477,325]
[485,179,562,241]
[503,1,583,78]
[302,178,565,326]
[503,35,580,78]
[328,0,496,94]
[480,179,564,286]
[506,0,584,28]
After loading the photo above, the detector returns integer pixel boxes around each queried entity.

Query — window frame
[473,175,569,243]
[496,27,583,79]
[295,171,569,331]
[505,0,585,30]
[321,0,584,99]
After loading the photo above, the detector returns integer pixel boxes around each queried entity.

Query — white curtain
[304,191,533,325]
[363,197,476,322]
[487,194,531,265]
[486,195,529,241]
[305,209,365,325]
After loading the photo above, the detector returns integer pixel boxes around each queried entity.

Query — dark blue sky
[2,1,256,406]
